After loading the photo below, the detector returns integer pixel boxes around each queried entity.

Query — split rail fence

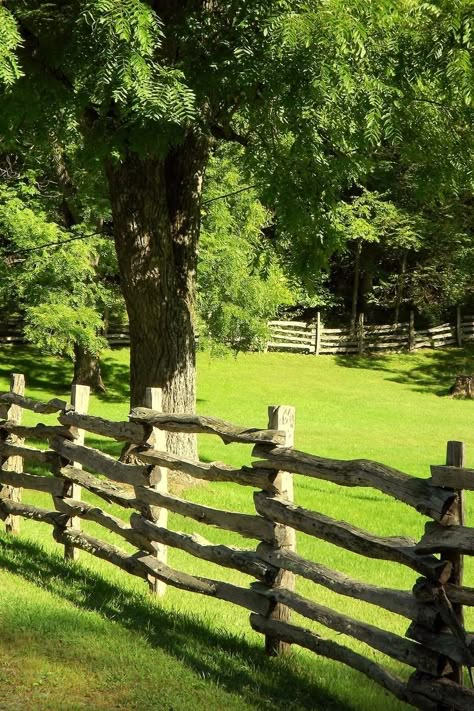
[2,312,474,357]
[268,309,474,355]
[0,321,130,348]
[1,373,474,710]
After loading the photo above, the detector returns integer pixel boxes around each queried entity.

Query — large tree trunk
[72,343,106,392]
[105,134,208,459]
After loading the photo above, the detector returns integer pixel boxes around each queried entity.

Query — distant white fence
[0,322,133,347]
[268,310,474,355]
[0,321,26,345]
[1,312,473,355]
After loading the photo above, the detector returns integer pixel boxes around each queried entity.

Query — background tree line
[0,1,473,456]
[1,139,472,378]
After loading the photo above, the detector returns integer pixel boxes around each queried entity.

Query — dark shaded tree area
[319,187,474,327]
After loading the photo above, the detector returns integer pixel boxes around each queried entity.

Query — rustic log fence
[268,308,473,355]
[2,310,473,357]
[1,373,474,709]
[0,320,131,347]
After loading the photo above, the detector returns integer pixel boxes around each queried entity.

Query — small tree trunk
[394,251,408,326]
[449,375,474,399]
[72,343,106,392]
[350,240,362,334]
[360,269,373,314]
[103,306,110,337]
[106,133,208,459]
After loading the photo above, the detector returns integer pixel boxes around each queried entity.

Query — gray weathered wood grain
[0,441,57,464]
[0,498,67,527]
[252,445,456,523]
[417,521,474,556]
[129,407,285,446]
[254,493,452,582]
[134,447,271,489]
[136,486,274,541]
[53,528,269,615]
[59,465,136,508]
[0,470,64,496]
[406,622,474,667]
[51,437,153,486]
[0,392,67,414]
[54,497,156,553]
[131,513,274,582]
[250,615,437,711]
[1,373,25,535]
[0,421,76,441]
[261,586,449,676]
[407,673,474,711]
[430,465,474,491]
[413,577,474,610]
[257,543,433,623]
[261,404,296,656]
[59,410,148,443]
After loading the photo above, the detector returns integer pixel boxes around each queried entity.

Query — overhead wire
[1,183,260,258]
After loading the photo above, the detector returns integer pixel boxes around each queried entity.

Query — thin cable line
[2,184,261,257]
[2,233,97,257]
[202,183,260,205]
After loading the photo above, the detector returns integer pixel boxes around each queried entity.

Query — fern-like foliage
[418,0,474,106]
[80,0,195,123]
[1,0,473,277]
[0,174,111,360]
[0,8,23,87]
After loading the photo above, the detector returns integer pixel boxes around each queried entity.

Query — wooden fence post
[0,373,25,534]
[357,313,365,354]
[63,384,90,560]
[315,312,321,356]
[263,404,296,656]
[408,441,466,709]
[443,441,465,688]
[143,386,168,597]
[456,306,463,348]
[408,310,416,351]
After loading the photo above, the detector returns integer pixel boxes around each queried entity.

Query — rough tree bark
[106,132,208,458]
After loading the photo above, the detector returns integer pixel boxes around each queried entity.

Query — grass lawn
[1,344,473,710]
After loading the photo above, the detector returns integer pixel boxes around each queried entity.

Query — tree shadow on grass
[0,535,353,711]
[335,346,474,397]
[0,346,130,402]
[0,346,72,395]
[91,350,209,408]
[0,345,211,414]
[0,345,131,404]
[98,349,131,403]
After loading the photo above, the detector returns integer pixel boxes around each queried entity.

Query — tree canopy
[0,1,472,450]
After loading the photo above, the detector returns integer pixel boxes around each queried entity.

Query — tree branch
[50,142,82,227]
[209,122,249,146]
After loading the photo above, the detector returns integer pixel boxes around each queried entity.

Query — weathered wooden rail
[0,320,131,347]
[2,312,473,358]
[1,373,474,710]
[268,309,474,356]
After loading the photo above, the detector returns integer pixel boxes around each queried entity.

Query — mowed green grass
[1,345,473,711]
